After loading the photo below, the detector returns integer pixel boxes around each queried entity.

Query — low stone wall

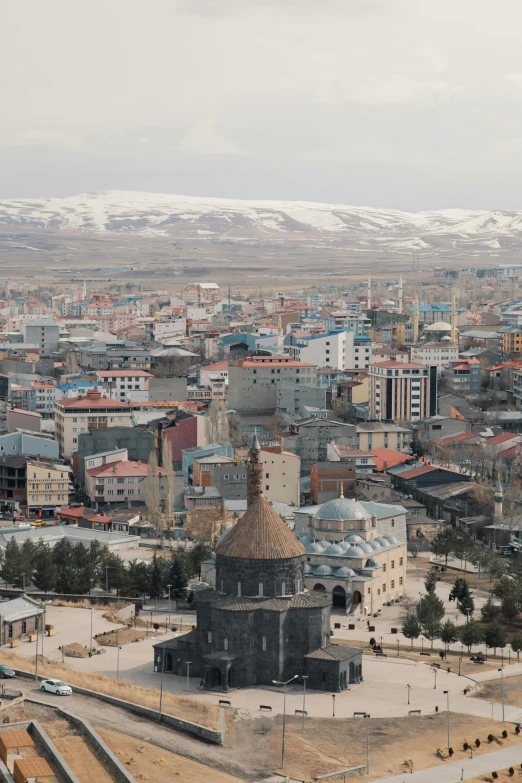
[13,668,223,745]
[0,588,143,612]
[30,719,82,783]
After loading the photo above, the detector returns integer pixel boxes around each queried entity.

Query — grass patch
[0,650,218,729]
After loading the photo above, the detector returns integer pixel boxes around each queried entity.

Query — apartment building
[369,360,437,422]
[54,389,133,459]
[94,370,152,402]
[22,319,60,356]
[33,382,57,418]
[501,327,522,357]
[410,342,458,374]
[228,356,317,412]
[260,445,300,505]
[289,330,355,369]
[26,460,69,518]
[444,358,481,394]
[85,459,166,504]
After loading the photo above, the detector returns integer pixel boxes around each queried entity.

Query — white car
[40,679,72,696]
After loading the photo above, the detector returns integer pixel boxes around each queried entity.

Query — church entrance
[332,586,346,608]
[353,590,362,604]
[228,667,238,689]
[313,583,326,593]
[207,667,222,689]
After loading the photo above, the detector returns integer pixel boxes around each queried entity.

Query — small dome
[365,558,379,568]
[314,565,333,576]
[316,498,371,522]
[344,545,365,558]
[375,537,389,548]
[324,543,345,555]
[358,542,373,554]
[367,540,381,551]
[317,539,330,549]
[304,563,313,574]
[306,542,325,554]
[344,534,364,544]
[383,534,399,545]
[334,566,356,578]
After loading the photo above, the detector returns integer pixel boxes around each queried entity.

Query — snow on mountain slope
[0,191,521,253]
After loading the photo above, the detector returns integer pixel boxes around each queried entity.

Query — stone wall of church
[216,554,305,598]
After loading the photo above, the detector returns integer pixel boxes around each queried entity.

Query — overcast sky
[2,0,522,210]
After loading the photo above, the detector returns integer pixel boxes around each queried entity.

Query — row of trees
[0,537,211,600]
[402,569,522,655]
[430,528,507,577]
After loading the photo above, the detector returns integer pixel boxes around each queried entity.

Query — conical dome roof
[215,495,306,560]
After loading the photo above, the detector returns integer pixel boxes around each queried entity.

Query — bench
[420,652,431,656]
[295,709,308,716]
[353,712,367,717]
[375,652,387,658]
[260,704,272,712]
[409,710,421,716]
[219,699,231,707]
[432,663,440,669]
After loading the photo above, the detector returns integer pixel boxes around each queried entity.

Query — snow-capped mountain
[1,190,521,256]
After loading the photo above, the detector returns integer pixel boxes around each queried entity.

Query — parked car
[0,665,15,679]
[40,679,72,696]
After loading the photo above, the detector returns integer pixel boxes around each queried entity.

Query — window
[72,438,77,444]
[382,563,386,572]
[128,477,134,484]
[391,580,395,589]
[128,489,134,495]
[237,582,241,597]
[391,519,395,527]
[8,625,12,639]
[117,489,124,495]
[224,638,228,651]
[281,582,286,596]
[399,577,403,586]
[391,560,395,569]
[399,557,403,566]
[258,582,263,597]
[322,672,327,682]
[107,478,114,485]
[117,478,125,484]
[262,636,267,651]
[107,489,114,496]
[208,631,212,643]
[265,485,269,491]
[21,621,27,634]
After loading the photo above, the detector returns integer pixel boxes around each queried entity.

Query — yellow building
[25,460,69,518]
[54,389,133,459]
[501,328,522,356]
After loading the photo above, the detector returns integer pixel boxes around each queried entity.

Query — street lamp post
[167,584,172,627]
[301,676,308,733]
[364,713,371,773]
[407,684,411,705]
[433,668,437,689]
[498,668,505,722]
[88,606,94,654]
[332,694,336,717]
[186,661,191,694]
[159,647,164,720]
[272,674,298,769]
[443,690,450,751]
[117,645,121,680]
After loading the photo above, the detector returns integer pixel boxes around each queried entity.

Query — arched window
[262,636,266,651]
[224,638,228,651]
[258,582,263,597]
[281,581,286,596]
[208,631,212,643]
[237,582,241,597]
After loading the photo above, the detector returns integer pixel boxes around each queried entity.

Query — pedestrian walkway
[374,742,522,782]
[473,662,522,682]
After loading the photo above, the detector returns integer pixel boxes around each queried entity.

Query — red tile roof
[87,460,165,478]
[486,432,517,445]
[369,447,412,471]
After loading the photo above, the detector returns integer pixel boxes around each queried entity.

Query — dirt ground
[267,713,522,782]
[472,675,522,709]
[43,718,114,783]
[98,726,247,783]
[95,628,148,646]
[466,772,522,783]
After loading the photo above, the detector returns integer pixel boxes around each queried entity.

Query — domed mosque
[296,485,408,615]
[153,436,362,693]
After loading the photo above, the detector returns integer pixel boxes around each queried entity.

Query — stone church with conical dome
[153,436,362,692]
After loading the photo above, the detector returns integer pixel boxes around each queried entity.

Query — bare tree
[185,505,229,547]
[204,399,230,444]
[144,450,163,538]
[162,437,175,531]
[63,351,79,374]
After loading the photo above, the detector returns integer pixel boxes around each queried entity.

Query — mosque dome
[334,567,356,578]
[317,539,331,549]
[316,498,371,522]
[304,563,313,574]
[324,543,345,555]
[365,558,379,568]
[314,565,333,576]
[344,534,364,544]
[367,540,381,551]
[306,542,325,554]
[383,535,399,545]
[358,542,374,554]
[344,545,365,558]
[375,537,389,548]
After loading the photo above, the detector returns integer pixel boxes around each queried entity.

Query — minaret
[367,275,371,310]
[398,276,403,314]
[83,280,87,300]
[413,296,419,343]
[494,475,503,520]
[450,289,457,344]
[247,433,263,508]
